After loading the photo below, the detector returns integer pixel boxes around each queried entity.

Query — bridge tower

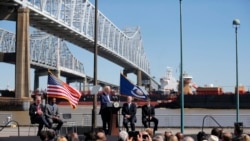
[123,68,142,86]
[15,7,31,110]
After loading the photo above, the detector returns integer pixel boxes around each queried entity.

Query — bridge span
[0,0,159,109]
[0,28,118,90]
[0,0,150,76]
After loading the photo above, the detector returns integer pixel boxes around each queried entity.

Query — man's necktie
[37,105,40,110]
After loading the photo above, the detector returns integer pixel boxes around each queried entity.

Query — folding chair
[28,123,39,136]
[62,113,77,134]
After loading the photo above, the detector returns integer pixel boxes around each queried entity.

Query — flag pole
[179,0,185,133]
[92,0,98,131]
[47,70,50,105]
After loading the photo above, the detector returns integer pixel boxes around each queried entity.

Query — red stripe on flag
[47,73,81,109]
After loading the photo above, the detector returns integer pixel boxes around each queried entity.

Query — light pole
[233,19,240,123]
[179,0,184,133]
[92,0,98,131]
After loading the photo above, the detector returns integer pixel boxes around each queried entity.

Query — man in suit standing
[45,97,63,132]
[29,95,51,136]
[122,96,137,132]
[141,98,158,132]
[99,85,112,134]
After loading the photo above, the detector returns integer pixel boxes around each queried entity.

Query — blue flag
[120,73,148,100]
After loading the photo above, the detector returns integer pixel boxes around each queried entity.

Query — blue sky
[0,0,250,92]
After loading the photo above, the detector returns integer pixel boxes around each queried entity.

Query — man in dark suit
[45,97,63,132]
[99,85,112,134]
[141,98,158,132]
[122,96,137,132]
[29,95,51,136]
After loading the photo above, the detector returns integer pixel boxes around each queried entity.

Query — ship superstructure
[160,67,178,94]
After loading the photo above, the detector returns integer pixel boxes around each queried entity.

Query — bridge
[0,0,159,108]
[0,0,150,75]
[0,28,119,90]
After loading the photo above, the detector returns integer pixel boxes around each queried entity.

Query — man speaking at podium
[99,85,112,134]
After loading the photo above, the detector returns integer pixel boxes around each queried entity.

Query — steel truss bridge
[0,28,85,77]
[0,0,160,91]
[0,28,120,88]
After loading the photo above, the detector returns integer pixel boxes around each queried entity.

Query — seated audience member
[119,130,129,141]
[141,98,158,132]
[169,135,178,141]
[45,97,63,132]
[122,96,137,132]
[84,131,96,141]
[57,136,68,141]
[39,129,55,141]
[96,129,107,141]
[66,132,79,141]
[145,128,154,138]
[71,132,79,141]
[239,134,250,141]
[47,129,56,141]
[183,136,195,141]
[29,95,51,136]
[165,131,173,141]
[176,132,184,141]
[141,130,153,140]
[211,127,223,139]
[197,131,207,141]
[131,132,145,141]
[153,134,165,141]
[221,131,232,141]
[39,130,48,141]
[208,135,219,141]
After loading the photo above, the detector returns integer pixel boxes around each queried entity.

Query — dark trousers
[101,110,111,134]
[32,115,50,136]
[142,116,158,131]
[47,118,63,131]
[123,117,136,132]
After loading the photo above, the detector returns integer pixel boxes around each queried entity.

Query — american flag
[47,73,81,109]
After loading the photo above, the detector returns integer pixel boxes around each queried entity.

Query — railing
[59,113,250,128]
[202,115,223,132]
[0,113,12,126]
[0,113,20,136]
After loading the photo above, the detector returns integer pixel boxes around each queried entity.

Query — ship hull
[1,89,250,110]
[67,93,250,109]
[159,94,250,109]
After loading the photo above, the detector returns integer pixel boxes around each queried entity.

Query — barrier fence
[1,112,249,128]
[1,112,250,136]
[59,113,250,128]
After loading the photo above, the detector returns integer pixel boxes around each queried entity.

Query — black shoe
[54,130,59,136]
[45,124,52,129]
[37,131,41,136]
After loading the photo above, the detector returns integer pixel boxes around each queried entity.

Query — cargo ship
[1,67,249,109]
[1,87,250,109]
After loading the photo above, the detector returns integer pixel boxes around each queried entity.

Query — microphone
[113,95,119,102]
